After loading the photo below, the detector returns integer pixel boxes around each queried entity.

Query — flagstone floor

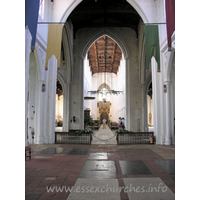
[26,128,175,200]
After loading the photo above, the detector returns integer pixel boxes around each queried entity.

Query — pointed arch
[126,0,149,23]
[98,83,111,91]
[57,72,66,94]
[60,0,149,24]
[80,27,130,60]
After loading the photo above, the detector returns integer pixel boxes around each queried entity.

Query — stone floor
[26,127,175,200]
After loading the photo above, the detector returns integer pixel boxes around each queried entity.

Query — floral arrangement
[115,128,132,134]
[76,127,94,136]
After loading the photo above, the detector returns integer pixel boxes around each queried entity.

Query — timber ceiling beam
[94,41,99,73]
[87,36,122,75]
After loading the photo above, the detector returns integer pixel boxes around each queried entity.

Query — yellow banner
[45,24,63,70]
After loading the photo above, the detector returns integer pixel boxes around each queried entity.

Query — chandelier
[87,72,123,95]
[88,65,123,95]
[88,89,123,95]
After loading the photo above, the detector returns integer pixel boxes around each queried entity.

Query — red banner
[165,0,175,49]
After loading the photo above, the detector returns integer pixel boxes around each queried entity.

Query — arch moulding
[57,72,67,95]
[79,27,130,60]
[98,83,111,91]
[60,0,149,24]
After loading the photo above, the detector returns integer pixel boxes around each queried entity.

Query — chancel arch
[83,33,126,126]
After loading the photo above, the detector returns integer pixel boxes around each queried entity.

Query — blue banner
[25,0,40,46]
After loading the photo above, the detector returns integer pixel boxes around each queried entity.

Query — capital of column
[164,80,170,85]
[38,80,44,84]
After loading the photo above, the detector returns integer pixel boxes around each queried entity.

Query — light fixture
[30,127,35,139]
[84,96,95,100]
[42,84,45,92]
[164,85,167,93]
[88,89,123,95]
[73,116,76,123]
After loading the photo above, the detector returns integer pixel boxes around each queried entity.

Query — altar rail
[117,132,154,144]
[55,132,92,144]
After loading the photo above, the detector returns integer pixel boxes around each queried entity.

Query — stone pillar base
[37,136,44,144]
[164,137,171,145]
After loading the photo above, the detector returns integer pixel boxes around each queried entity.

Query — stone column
[164,81,171,145]
[25,27,32,146]
[65,83,71,131]
[125,58,130,130]
[80,57,84,130]
[48,56,57,143]
[36,80,44,144]
[42,71,49,144]
[151,57,165,145]
[151,58,158,141]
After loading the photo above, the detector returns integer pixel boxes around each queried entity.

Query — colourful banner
[45,24,63,70]
[144,25,160,72]
[25,0,40,46]
[165,0,175,49]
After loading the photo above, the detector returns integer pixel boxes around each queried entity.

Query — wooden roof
[87,36,122,75]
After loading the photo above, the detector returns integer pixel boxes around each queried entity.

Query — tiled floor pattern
[38,147,66,154]
[67,148,91,155]
[155,160,175,175]
[26,144,175,199]
[88,152,108,160]
[67,179,121,200]
[119,161,152,175]
[78,160,117,179]
[123,177,174,200]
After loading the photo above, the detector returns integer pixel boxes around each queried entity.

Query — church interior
[22,0,182,199]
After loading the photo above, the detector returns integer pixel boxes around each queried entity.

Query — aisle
[92,125,117,144]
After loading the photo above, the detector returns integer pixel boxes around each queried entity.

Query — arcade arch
[62,0,148,131]
[83,34,126,126]
[60,0,149,25]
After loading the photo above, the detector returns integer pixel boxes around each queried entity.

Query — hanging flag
[165,0,175,49]
[25,0,40,47]
[45,24,63,70]
[144,25,160,72]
